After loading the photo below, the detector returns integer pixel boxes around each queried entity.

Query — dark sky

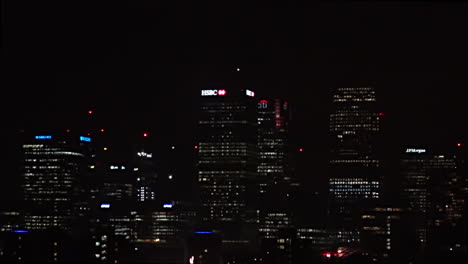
[2,2,467,205]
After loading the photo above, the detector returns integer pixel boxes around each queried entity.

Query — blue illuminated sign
[100,203,110,209]
[35,135,52,139]
[11,230,29,233]
[80,136,91,142]
[195,231,213,234]
[163,203,173,208]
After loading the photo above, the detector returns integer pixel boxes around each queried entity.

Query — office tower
[258,212,294,264]
[132,142,157,203]
[100,162,134,202]
[257,98,294,263]
[328,87,382,244]
[257,98,292,195]
[20,133,93,232]
[359,203,419,263]
[197,88,258,227]
[401,146,466,259]
[400,147,429,249]
[0,211,21,232]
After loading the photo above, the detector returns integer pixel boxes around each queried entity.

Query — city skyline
[1,2,467,263]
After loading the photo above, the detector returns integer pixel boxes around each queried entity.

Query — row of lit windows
[24,151,85,157]
[330,180,380,185]
[199,170,244,175]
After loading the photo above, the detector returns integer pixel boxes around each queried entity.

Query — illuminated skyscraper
[401,146,466,256]
[197,88,258,228]
[257,98,294,263]
[328,87,382,244]
[20,133,93,232]
[400,147,429,249]
[257,98,292,195]
[132,144,156,203]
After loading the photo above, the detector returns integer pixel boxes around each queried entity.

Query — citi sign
[201,89,227,96]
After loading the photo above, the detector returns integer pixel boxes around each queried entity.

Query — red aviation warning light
[456,142,462,147]
[299,148,303,152]
[194,145,199,149]
[143,132,149,137]
[378,112,384,116]
[100,129,105,132]
[88,110,93,115]
[66,129,71,133]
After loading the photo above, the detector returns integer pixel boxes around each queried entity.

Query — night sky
[2,2,467,207]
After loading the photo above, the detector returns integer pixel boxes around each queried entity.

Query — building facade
[197,88,258,227]
[328,87,382,244]
[20,133,93,232]
[401,146,467,259]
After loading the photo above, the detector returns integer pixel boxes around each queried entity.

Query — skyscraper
[401,146,467,257]
[257,98,292,196]
[400,147,429,249]
[20,133,93,232]
[328,87,382,244]
[257,98,294,263]
[196,87,258,233]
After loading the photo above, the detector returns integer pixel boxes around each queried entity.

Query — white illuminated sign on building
[137,152,152,158]
[110,165,126,170]
[405,148,426,153]
[246,89,255,97]
[201,89,227,96]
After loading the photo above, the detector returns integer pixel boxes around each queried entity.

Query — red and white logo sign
[201,89,227,96]
[218,89,226,96]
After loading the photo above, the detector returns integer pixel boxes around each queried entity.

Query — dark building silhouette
[400,146,467,262]
[19,132,93,232]
[257,98,294,263]
[328,87,382,245]
[197,88,258,229]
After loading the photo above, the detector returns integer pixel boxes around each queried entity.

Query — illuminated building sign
[100,203,110,209]
[201,89,227,96]
[258,100,268,109]
[11,230,29,233]
[163,203,173,208]
[405,148,426,153]
[80,136,91,142]
[137,152,152,158]
[110,165,125,170]
[246,89,255,97]
[195,231,213,234]
[35,135,52,139]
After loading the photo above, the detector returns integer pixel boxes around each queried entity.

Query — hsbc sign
[201,89,227,96]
